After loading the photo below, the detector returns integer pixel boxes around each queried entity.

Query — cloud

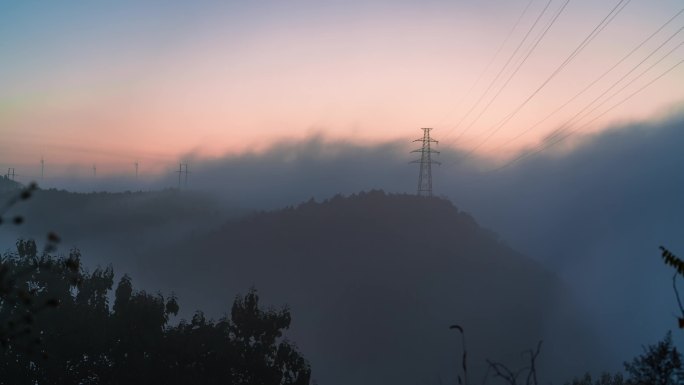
[8,109,684,381]
[448,110,684,369]
[163,109,684,372]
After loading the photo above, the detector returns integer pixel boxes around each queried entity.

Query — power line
[442,0,554,142]
[568,41,684,130]
[435,0,536,130]
[561,59,684,138]
[495,7,684,150]
[542,27,684,144]
[455,0,567,143]
[565,33,684,128]
[462,0,631,156]
[488,58,684,173]
[3,160,186,185]
[456,0,631,159]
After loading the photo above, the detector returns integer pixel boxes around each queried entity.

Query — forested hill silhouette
[0,240,311,385]
[0,188,236,239]
[0,177,21,192]
[143,190,595,385]
[0,188,247,270]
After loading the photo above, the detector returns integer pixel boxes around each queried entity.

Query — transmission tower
[40,157,44,180]
[134,161,139,179]
[176,163,189,189]
[93,164,97,178]
[411,128,440,196]
[6,168,15,181]
[184,163,189,188]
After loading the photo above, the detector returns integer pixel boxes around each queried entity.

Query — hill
[138,190,596,385]
[0,176,22,192]
[0,188,245,270]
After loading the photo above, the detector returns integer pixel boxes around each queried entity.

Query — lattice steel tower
[411,128,440,196]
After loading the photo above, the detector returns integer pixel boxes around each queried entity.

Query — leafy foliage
[624,332,683,385]
[0,183,63,352]
[564,334,683,385]
[565,372,626,385]
[0,240,310,385]
[660,247,684,276]
[658,246,684,328]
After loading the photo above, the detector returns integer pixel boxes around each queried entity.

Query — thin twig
[486,360,521,385]
[523,340,542,385]
[673,273,684,318]
[480,365,492,385]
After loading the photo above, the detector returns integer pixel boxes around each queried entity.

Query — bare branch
[480,365,492,385]
[523,340,543,385]
[486,360,520,385]
[450,324,469,385]
[673,273,684,318]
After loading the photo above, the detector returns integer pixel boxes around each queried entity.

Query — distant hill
[0,176,22,192]
[0,188,246,270]
[6,188,225,235]
[1,188,599,384]
[139,190,596,385]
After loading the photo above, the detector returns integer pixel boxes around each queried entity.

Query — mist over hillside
[2,1,682,382]
[449,111,684,364]
[2,111,683,384]
[143,110,684,371]
[0,188,246,271]
[141,191,599,385]
[4,186,599,385]
[0,177,21,192]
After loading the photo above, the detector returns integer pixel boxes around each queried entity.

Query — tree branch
[486,360,520,385]
[523,340,542,385]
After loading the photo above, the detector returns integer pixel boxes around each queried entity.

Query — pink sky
[1,0,683,177]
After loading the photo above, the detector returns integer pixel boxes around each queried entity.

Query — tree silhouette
[0,240,310,385]
[564,372,626,385]
[0,182,63,356]
[624,332,683,385]
[659,246,684,328]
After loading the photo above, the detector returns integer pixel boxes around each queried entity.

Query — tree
[0,183,62,354]
[0,183,310,384]
[0,240,310,385]
[565,372,626,385]
[228,290,310,385]
[563,333,684,385]
[624,332,683,385]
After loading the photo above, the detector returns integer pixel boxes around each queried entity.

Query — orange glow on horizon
[1,1,683,176]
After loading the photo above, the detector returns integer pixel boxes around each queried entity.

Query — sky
[1,0,683,179]
[1,2,683,381]
[5,111,684,383]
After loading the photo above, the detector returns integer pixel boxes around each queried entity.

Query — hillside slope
[142,190,596,385]
[0,176,22,192]
[0,188,243,270]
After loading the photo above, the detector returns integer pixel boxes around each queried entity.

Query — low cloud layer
[6,109,684,379]
[449,111,684,369]
[167,110,684,372]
